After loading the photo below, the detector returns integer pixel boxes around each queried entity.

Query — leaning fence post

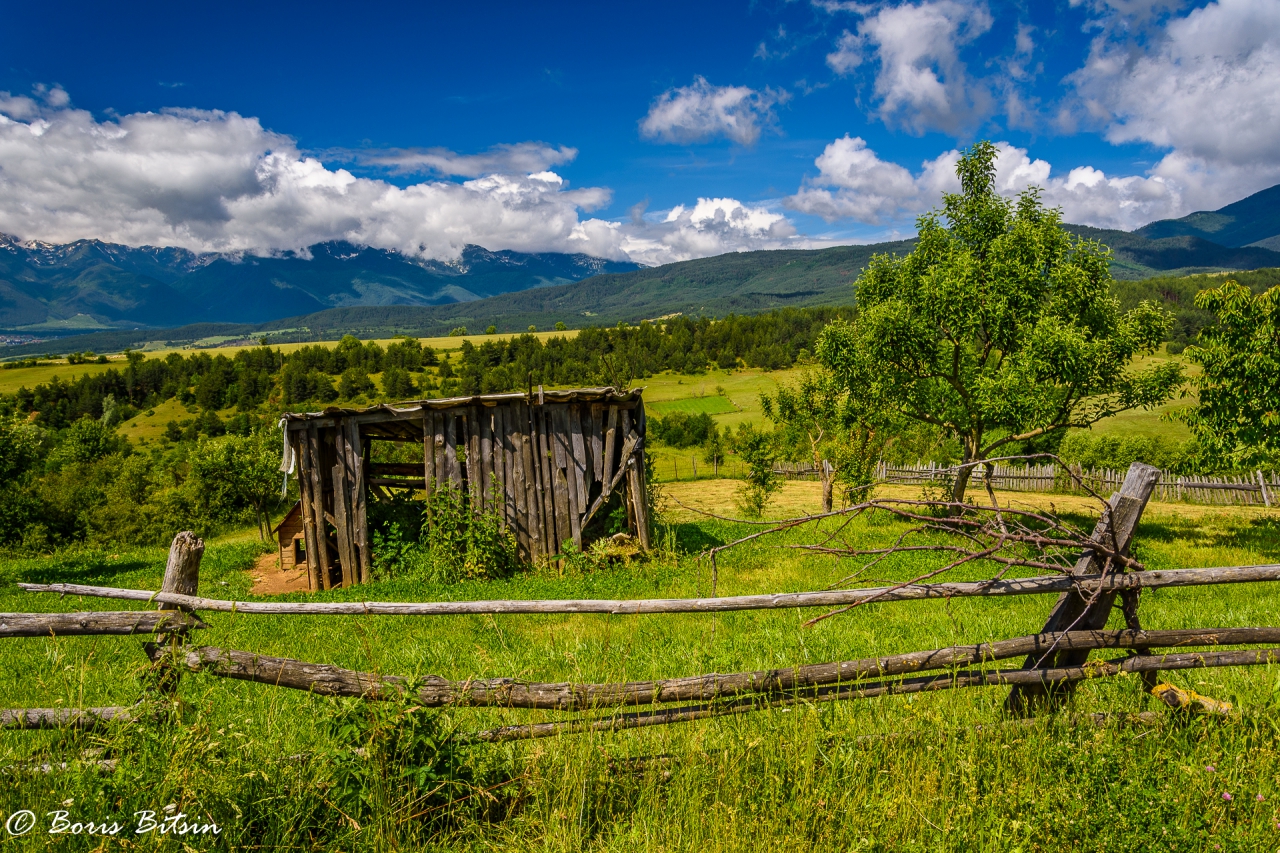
[148,531,203,700]
[1005,462,1161,714]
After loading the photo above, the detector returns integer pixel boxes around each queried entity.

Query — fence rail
[876,461,1277,507]
[3,465,1279,745]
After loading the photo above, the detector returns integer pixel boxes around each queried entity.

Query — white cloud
[639,77,789,146]
[1068,0,1280,210]
[354,142,578,177]
[0,91,809,266]
[787,136,1185,230]
[825,0,993,134]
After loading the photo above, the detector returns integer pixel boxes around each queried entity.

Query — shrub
[732,423,780,518]
[371,488,520,583]
[651,411,715,448]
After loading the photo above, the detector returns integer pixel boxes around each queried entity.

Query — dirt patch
[248,551,311,596]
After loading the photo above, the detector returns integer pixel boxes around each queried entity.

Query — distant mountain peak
[1136,183,1280,248]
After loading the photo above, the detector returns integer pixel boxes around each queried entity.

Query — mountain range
[3,183,1280,358]
[0,237,638,330]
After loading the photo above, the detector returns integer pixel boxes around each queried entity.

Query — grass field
[3,477,1279,850]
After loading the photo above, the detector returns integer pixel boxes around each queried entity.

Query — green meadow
[3,478,1279,851]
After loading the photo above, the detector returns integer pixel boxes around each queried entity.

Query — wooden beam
[24,563,1280,616]
[149,630,1280,712]
[0,611,204,638]
[1,706,138,730]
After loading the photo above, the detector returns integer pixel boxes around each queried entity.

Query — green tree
[189,430,284,539]
[1180,281,1280,465]
[763,369,886,512]
[731,423,780,518]
[817,141,1180,503]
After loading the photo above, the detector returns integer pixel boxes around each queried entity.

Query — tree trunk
[950,435,980,504]
[821,466,834,513]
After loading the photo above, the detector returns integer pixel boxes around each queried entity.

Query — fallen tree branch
[22,563,1280,616]
[147,626,1280,711]
[469,647,1280,741]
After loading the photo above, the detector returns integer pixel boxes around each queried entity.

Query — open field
[3,478,1279,850]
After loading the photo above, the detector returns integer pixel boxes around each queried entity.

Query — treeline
[0,309,843,551]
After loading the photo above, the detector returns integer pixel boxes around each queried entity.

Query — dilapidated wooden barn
[279,387,650,590]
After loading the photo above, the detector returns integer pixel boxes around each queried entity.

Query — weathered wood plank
[422,413,436,498]
[602,404,619,497]
[517,404,542,559]
[0,611,204,638]
[536,408,558,556]
[589,403,604,483]
[444,412,461,488]
[468,406,483,510]
[569,405,589,504]
[329,429,356,588]
[479,406,494,511]
[306,426,331,590]
[348,421,370,585]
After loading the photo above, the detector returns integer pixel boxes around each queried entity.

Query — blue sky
[1,0,1277,264]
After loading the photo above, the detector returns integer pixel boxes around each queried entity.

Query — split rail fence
[876,461,1277,507]
[5,463,1280,743]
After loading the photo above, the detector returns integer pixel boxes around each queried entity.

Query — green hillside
[1136,183,1280,248]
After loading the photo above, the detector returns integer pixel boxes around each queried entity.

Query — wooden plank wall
[287,395,649,586]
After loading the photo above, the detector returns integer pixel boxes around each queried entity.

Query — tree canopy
[817,141,1181,502]
[1180,281,1280,466]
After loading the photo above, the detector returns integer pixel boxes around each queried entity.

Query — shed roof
[279,386,643,434]
[271,500,303,534]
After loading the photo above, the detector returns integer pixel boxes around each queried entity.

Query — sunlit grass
[3,486,1279,850]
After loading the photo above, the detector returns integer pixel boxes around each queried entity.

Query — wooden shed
[272,501,307,573]
[278,387,650,591]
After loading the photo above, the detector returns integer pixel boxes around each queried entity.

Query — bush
[1058,431,1195,473]
[732,423,780,518]
[651,411,715,448]
[371,488,521,583]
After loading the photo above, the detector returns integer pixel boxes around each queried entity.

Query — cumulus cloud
[825,0,993,134]
[787,136,1185,230]
[0,91,809,266]
[639,77,789,146]
[353,142,578,177]
[1068,0,1280,210]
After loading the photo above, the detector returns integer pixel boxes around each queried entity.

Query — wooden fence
[876,461,1277,507]
[5,464,1280,744]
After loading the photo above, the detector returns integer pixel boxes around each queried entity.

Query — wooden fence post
[151,531,203,699]
[1005,462,1161,714]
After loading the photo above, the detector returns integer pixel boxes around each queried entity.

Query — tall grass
[2,503,1279,850]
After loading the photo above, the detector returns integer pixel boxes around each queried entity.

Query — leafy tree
[188,430,284,539]
[338,367,375,400]
[1179,281,1280,465]
[731,423,780,518]
[381,366,418,400]
[818,141,1181,503]
[763,369,886,511]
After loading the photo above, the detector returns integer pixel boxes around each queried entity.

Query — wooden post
[1259,470,1273,508]
[329,428,356,588]
[152,531,203,697]
[1005,462,1161,713]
